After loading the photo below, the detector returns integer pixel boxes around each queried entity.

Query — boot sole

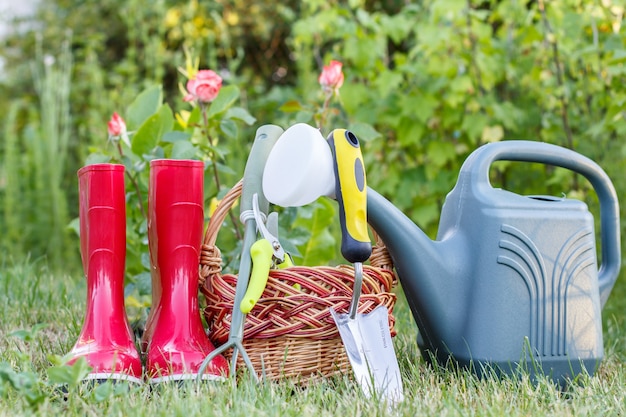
[84,372,144,385]
[148,373,226,384]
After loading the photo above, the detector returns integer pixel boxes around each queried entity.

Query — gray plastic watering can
[367,140,621,384]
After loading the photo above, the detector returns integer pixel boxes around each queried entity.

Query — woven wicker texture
[199,179,398,381]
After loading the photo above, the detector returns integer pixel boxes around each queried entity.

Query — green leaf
[294,110,315,124]
[67,217,80,237]
[344,36,385,69]
[468,9,489,21]
[382,13,413,44]
[426,141,456,168]
[609,50,626,64]
[140,252,151,270]
[131,116,159,156]
[157,104,174,135]
[293,199,337,266]
[481,125,504,143]
[47,357,91,389]
[399,94,438,124]
[277,227,305,258]
[397,117,425,146]
[431,0,465,18]
[206,143,228,161]
[607,64,626,76]
[131,104,174,156]
[224,106,257,125]
[413,202,440,228]
[0,363,38,392]
[113,382,131,396]
[84,153,111,165]
[216,161,237,176]
[188,106,202,126]
[207,85,240,119]
[461,114,488,145]
[340,84,372,115]
[162,131,191,143]
[9,330,32,342]
[348,122,382,142]
[9,324,47,342]
[92,382,112,402]
[125,85,163,130]
[491,102,524,131]
[171,141,198,159]
[279,100,305,113]
[220,119,238,139]
[449,75,473,94]
[373,70,404,97]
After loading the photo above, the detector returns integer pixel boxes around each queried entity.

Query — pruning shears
[240,193,293,314]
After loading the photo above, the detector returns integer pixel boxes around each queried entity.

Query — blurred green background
[1,0,624,306]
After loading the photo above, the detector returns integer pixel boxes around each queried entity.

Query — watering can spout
[367,187,467,351]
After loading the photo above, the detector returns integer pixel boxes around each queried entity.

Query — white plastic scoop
[262,123,335,206]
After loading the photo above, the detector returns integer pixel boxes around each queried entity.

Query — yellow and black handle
[327,129,372,264]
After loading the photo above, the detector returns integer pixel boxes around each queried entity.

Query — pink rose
[107,112,126,137]
[318,60,344,94]
[184,69,223,103]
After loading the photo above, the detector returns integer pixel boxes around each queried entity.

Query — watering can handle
[467,140,621,306]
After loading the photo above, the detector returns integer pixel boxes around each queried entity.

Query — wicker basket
[199,180,398,382]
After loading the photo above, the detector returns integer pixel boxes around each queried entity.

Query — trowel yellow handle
[240,239,274,313]
[327,129,372,263]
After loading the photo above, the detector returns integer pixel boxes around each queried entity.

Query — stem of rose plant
[201,106,242,240]
[116,142,147,220]
[317,92,333,131]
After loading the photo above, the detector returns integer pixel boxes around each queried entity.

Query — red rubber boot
[67,164,143,384]
[145,159,228,383]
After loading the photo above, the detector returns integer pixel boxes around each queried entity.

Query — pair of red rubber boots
[66,160,228,384]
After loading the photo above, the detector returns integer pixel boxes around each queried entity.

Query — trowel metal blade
[330,305,404,404]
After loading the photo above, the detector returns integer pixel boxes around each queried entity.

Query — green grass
[1,258,625,416]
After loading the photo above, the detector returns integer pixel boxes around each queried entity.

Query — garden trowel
[326,128,404,404]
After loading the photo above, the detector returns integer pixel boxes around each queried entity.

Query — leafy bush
[0,0,624,280]
[288,0,625,237]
